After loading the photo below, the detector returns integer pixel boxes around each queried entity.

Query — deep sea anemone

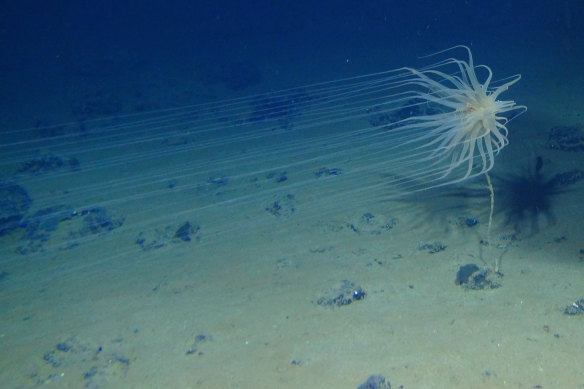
[380,46,526,191]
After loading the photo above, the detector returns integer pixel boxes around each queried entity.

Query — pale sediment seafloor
[1,54,584,389]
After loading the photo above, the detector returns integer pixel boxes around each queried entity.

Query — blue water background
[1,0,581,102]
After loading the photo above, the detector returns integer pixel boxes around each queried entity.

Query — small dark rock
[267,171,288,183]
[347,223,359,233]
[114,355,130,365]
[174,222,200,242]
[207,176,229,186]
[465,218,479,227]
[194,334,208,342]
[564,298,584,315]
[463,268,502,290]
[265,194,296,217]
[357,374,391,389]
[84,366,99,379]
[419,241,446,254]
[352,287,366,300]
[315,167,343,177]
[186,334,212,355]
[455,264,480,285]
[43,351,63,368]
[361,213,375,224]
[56,342,72,352]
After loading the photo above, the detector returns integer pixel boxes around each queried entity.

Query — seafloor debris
[314,167,343,177]
[345,212,397,235]
[16,153,80,175]
[552,169,584,186]
[419,241,447,254]
[315,212,397,236]
[265,194,296,217]
[2,184,125,252]
[547,125,584,151]
[564,298,584,315]
[315,280,366,308]
[455,265,502,290]
[185,334,212,356]
[196,175,231,197]
[0,181,32,236]
[266,170,288,183]
[136,221,200,250]
[463,217,479,227]
[16,205,124,254]
[38,335,131,388]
